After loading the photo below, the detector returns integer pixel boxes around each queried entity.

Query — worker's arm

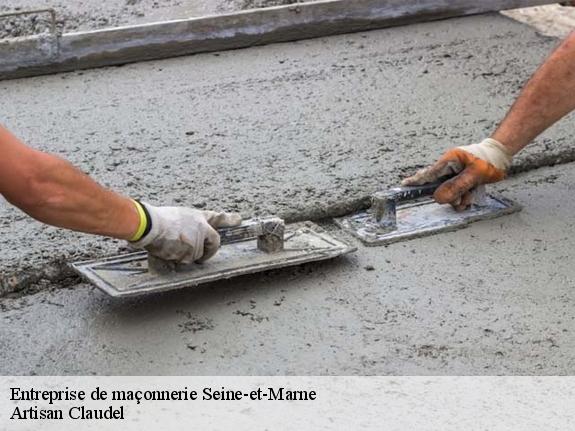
[0,125,142,239]
[403,31,575,210]
[0,125,240,263]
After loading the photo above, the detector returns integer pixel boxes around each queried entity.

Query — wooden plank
[0,0,559,81]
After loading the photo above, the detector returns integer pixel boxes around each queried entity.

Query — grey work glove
[130,204,242,264]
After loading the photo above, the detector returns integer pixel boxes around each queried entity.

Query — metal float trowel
[71,218,356,298]
[335,179,521,246]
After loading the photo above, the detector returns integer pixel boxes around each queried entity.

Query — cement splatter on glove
[129,203,242,264]
[402,138,512,211]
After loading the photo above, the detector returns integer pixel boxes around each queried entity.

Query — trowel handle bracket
[372,174,488,232]
[372,180,445,232]
[219,217,285,252]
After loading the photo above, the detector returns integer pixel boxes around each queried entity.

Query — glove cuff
[129,201,158,248]
[458,138,513,172]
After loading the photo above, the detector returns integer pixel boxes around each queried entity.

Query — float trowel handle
[372,175,459,232]
[148,217,286,274]
[371,181,442,232]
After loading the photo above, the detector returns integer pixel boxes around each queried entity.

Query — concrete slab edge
[0,0,559,81]
[2,150,575,299]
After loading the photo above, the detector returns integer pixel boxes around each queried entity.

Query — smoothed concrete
[1,163,575,375]
[0,14,573,290]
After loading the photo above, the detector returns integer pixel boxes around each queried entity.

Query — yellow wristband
[129,200,148,242]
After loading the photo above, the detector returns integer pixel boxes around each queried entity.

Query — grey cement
[0,0,305,36]
[1,14,573,292]
[1,163,575,375]
[2,1,558,82]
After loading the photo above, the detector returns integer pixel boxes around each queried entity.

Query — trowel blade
[71,223,356,298]
[335,193,521,246]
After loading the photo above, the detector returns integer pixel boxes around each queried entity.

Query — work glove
[402,138,512,211]
[130,204,242,264]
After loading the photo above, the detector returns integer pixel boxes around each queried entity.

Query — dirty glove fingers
[401,161,445,186]
[453,191,475,212]
[202,211,243,229]
[434,166,480,206]
[427,142,508,206]
[196,225,221,263]
[179,226,220,264]
[145,239,188,262]
[179,231,206,265]
[401,158,462,187]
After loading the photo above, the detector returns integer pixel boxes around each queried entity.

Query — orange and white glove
[402,138,512,211]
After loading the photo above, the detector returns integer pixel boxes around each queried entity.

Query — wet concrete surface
[1,14,574,289]
[0,0,304,35]
[2,163,575,375]
[2,13,575,375]
[503,4,575,38]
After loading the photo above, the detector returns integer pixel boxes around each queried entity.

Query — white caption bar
[1,376,574,430]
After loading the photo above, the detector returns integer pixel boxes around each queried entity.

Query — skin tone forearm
[492,31,575,155]
[404,28,575,211]
[0,126,140,240]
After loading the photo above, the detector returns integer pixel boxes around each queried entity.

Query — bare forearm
[14,157,139,240]
[492,31,575,155]
[0,127,139,240]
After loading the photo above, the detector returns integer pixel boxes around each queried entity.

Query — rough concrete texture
[0,0,570,40]
[2,1,560,83]
[504,4,575,37]
[2,14,574,293]
[0,0,304,36]
[2,163,575,375]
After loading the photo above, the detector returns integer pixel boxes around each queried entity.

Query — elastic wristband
[129,200,149,242]
[138,200,153,239]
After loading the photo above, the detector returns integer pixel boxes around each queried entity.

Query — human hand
[130,204,242,264]
[402,138,512,210]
